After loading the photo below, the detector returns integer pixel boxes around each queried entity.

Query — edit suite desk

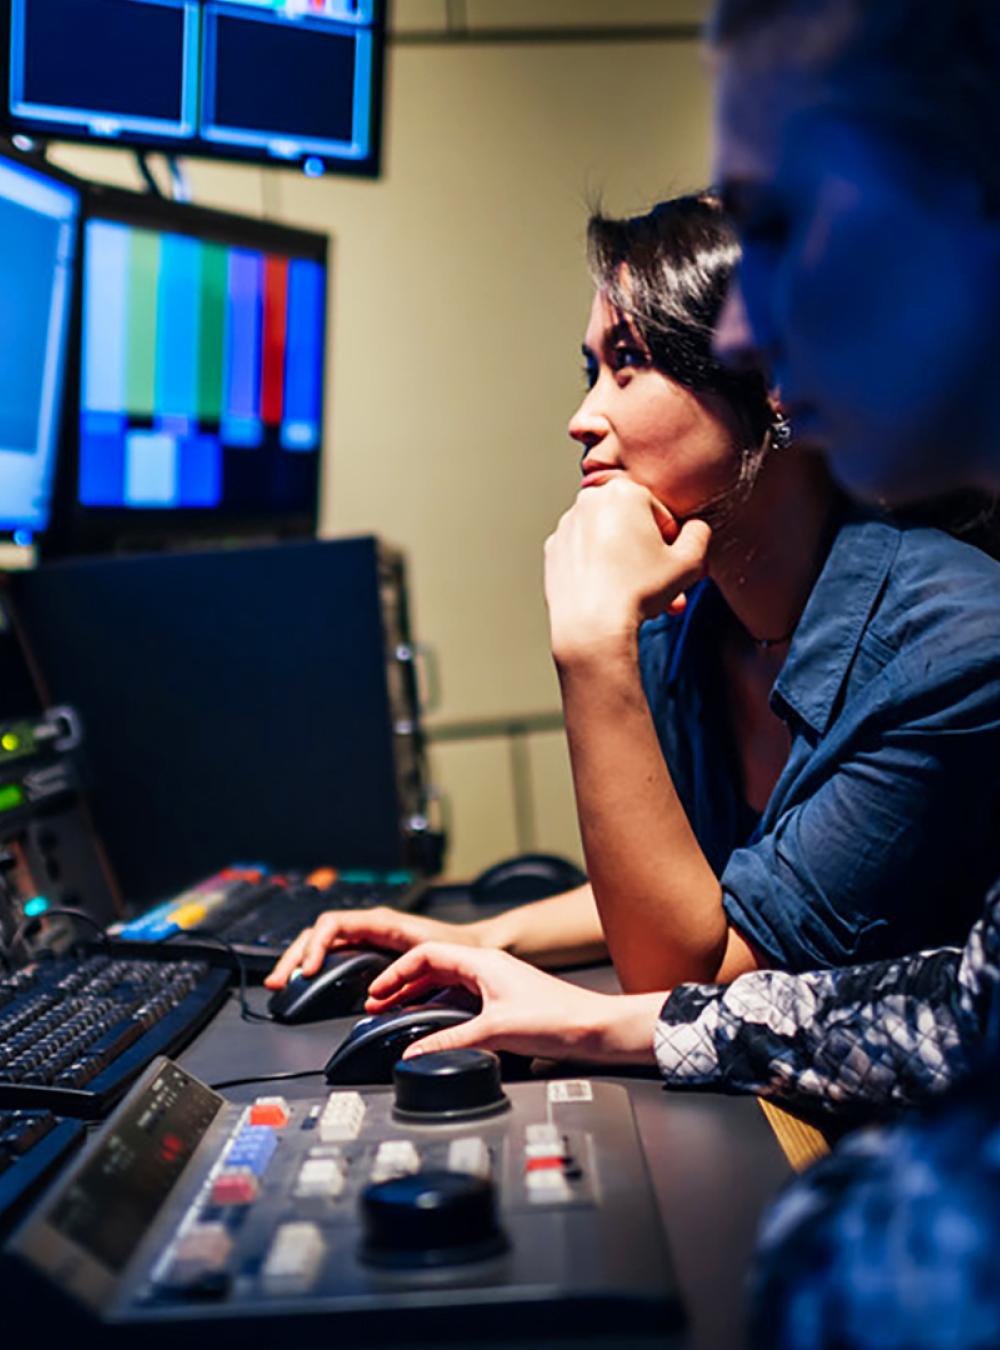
[174,887,795,1350]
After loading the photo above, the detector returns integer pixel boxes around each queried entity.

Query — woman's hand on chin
[544,478,711,662]
[364,942,663,1066]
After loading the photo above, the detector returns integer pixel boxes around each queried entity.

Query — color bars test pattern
[79,219,324,509]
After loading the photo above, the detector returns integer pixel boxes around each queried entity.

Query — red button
[525,1156,564,1172]
[211,1171,259,1205]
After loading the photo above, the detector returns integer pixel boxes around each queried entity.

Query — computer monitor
[0,148,79,543]
[50,181,328,553]
[1,0,385,177]
[11,537,417,904]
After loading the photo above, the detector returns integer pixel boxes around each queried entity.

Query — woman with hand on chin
[268,194,998,1010]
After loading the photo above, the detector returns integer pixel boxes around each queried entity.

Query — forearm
[470,884,608,968]
[556,636,730,991]
[656,947,979,1113]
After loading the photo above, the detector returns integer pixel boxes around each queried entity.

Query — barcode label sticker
[547,1080,593,1104]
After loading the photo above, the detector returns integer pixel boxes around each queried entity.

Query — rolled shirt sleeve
[719,692,1000,969]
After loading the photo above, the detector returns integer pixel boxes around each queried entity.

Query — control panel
[8,1055,682,1345]
[0,586,119,949]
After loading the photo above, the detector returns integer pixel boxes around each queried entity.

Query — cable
[209,1067,326,1091]
[154,928,275,1025]
[1,905,111,968]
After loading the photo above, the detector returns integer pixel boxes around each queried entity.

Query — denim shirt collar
[662,506,900,738]
[771,508,899,736]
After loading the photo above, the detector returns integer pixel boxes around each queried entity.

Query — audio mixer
[8,1053,683,1346]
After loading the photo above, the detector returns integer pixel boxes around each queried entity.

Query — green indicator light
[24,896,49,918]
[1,733,20,753]
[0,783,24,813]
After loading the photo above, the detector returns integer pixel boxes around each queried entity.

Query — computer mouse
[324,1004,476,1085]
[470,852,587,904]
[267,948,395,1024]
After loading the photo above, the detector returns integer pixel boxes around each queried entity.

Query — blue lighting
[12,529,33,547]
[303,156,325,178]
[24,895,49,917]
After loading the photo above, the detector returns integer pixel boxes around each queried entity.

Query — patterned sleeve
[653,881,1000,1113]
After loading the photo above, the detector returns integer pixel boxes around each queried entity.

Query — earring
[769,413,793,450]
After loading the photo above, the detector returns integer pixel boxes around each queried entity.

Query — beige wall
[51,1,712,879]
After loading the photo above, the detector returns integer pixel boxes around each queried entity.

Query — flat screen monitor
[51,182,328,553]
[0,148,79,542]
[11,537,406,904]
[1,0,385,177]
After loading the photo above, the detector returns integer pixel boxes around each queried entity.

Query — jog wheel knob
[392,1048,509,1122]
[360,1169,507,1268]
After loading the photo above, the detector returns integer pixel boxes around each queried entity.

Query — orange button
[524,1156,564,1172]
[250,1099,290,1128]
[306,867,338,890]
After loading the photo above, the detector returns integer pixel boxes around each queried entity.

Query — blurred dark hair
[587,193,775,461]
[708,0,1000,210]
[895,490,1000,561]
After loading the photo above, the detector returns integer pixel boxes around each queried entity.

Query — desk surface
[176,895,794,1350]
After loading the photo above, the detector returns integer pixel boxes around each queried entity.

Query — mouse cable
[208,1066,326,1091]
[1,905,112,969]
[155,928,276,1024]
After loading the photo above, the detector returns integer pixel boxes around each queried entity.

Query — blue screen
[0,156,79,536]
[7,0,381,174]
[9,0,196,141]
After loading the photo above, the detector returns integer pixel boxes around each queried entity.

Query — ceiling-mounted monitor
[2,0,385,177]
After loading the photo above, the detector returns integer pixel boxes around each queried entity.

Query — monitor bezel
[44,179,330,558]
[0,0,387,179]
[0,142,82,546]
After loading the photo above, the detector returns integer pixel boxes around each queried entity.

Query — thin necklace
[750,627,795,650]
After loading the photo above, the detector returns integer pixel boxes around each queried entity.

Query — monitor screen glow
[78,210,326,518]
[3,0,384,176]
[0,153,79,538]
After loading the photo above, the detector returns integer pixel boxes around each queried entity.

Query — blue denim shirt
[638,507,1000,970]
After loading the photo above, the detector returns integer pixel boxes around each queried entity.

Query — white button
[371,1139,420,1181]
[526,1169,572,1201]
[261,1222,326,1294]
[163,1221,233,1285]
[295,1158,345,1198]
[318,1091,366,1142]
[447,1137,491,1178]
[525,1138,568,1160]
[526,1122,563,1146]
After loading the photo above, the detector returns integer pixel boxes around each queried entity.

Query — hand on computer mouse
[267,948,395,1024]
[264,909,487,990]
[364,942,661,1067]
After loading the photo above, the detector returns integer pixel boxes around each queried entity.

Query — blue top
[638,506,1000,970]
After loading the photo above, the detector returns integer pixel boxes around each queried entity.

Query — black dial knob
[360,1169,507,1268]
[393,1048,509,1122]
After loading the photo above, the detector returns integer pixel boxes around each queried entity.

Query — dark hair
[587,193,775,472]
[896,490,1000,562]
[708,0,1000,209]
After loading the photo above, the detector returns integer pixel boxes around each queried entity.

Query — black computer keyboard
[0,1108,85,1234]
[219,877,413,947]
[111,866,427,973]
[0,952,229,1118]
